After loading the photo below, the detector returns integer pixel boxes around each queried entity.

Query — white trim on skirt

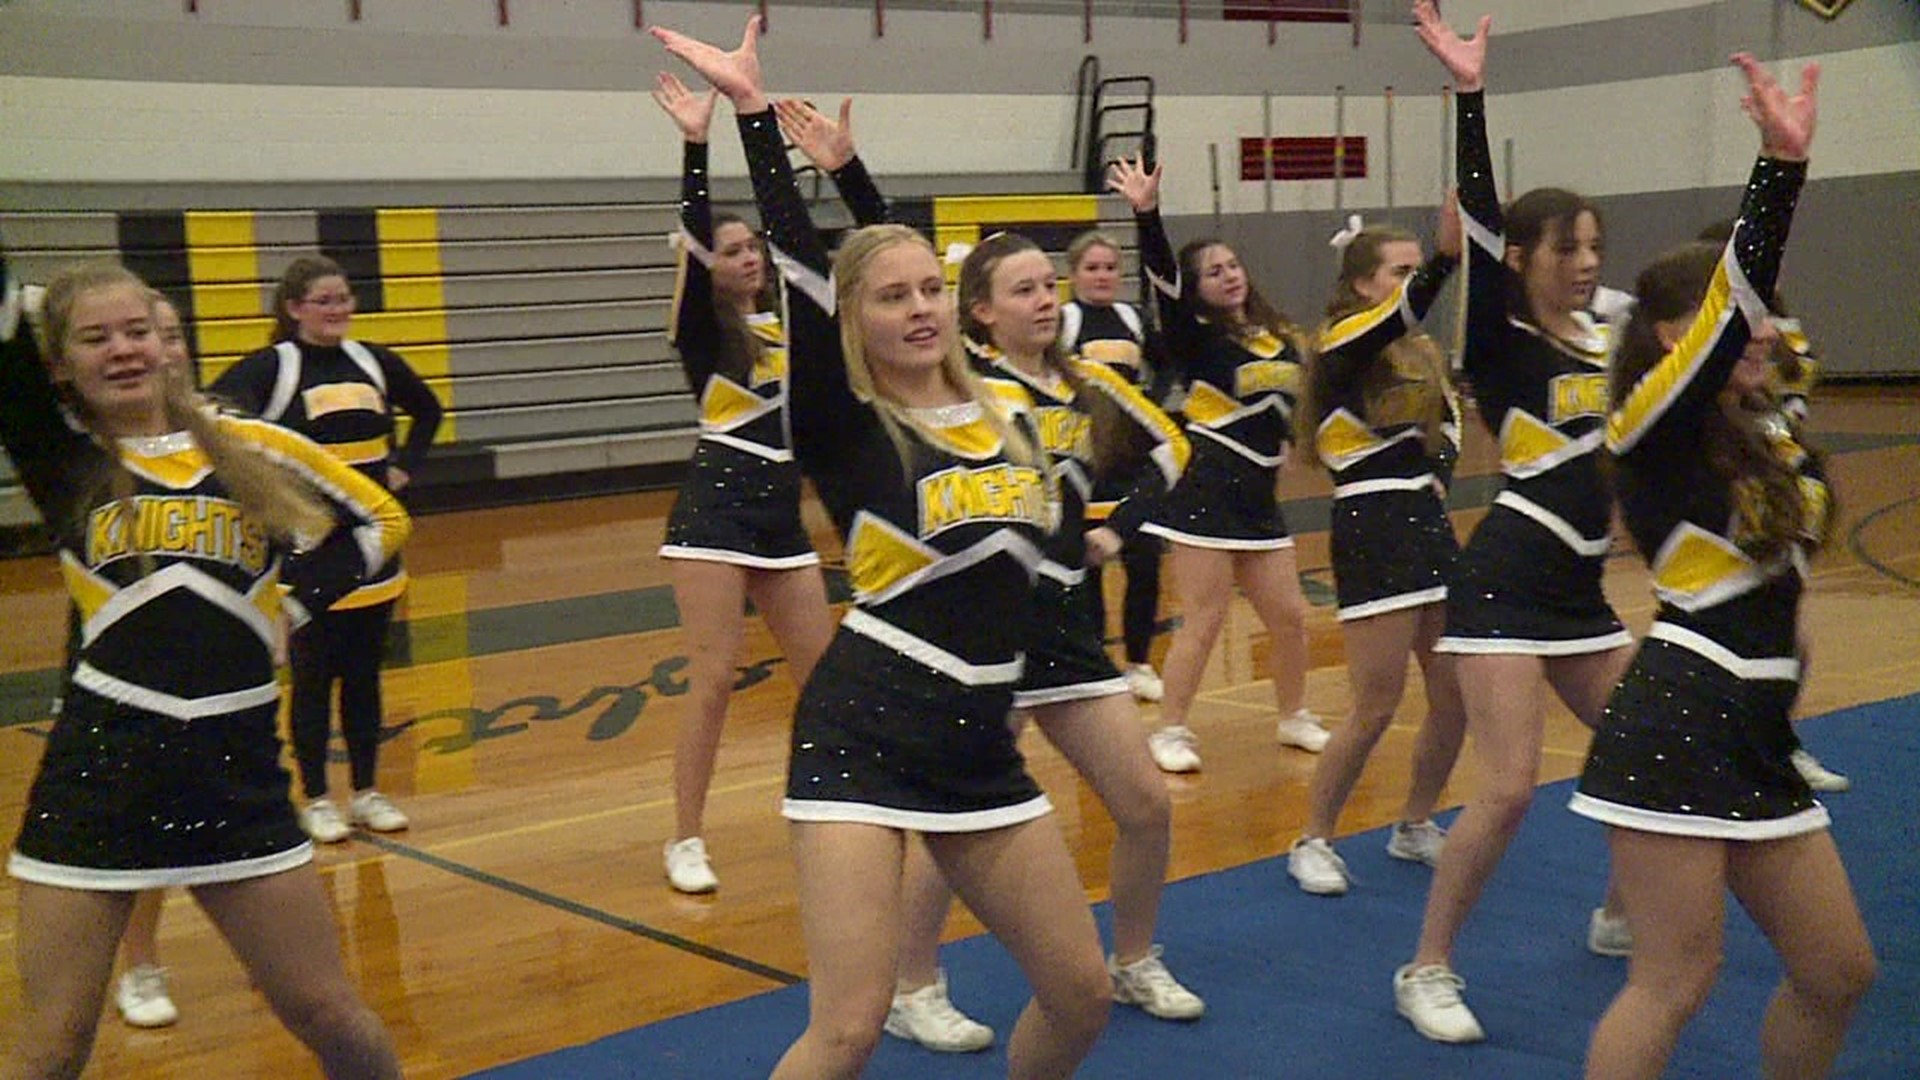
[1567,792,1830,841]
[657,544,821,570]
[1337,585,1447,623]
[1013,676,1130,710]
[1434,629,1633,656]
[1138,524,1294,551]
[783,794,1054,833]
[8,842,313,891]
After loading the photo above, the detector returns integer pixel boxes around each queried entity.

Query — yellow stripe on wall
[377,209,452,441]
[185,212,261,336]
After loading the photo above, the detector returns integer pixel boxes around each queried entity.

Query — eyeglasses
[299,293,355,309]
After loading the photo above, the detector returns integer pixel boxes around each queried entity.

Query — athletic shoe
[1287,837,1351,896]
[1790,749,1851,792]
[299,798,351,844]
[1588,906,1633,958]
[115,965,179,1028]
[1124,664,1165,703]
[1276,708,1331,753]
[1110,945,1206,1020]
[348,790,410,833]
[1147,725,1201,773]
[663,837,719,895]
[1386,819,1448,867]
[1393,963,1485,1043]
[884,970,994,1052]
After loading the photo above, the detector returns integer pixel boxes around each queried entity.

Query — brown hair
[1504,187,1603,328]
[1175,237,1305,352]
[1301,226,1453,461]
[269,255,350,345]
[831,225,1041,477]
[957,232,1146,480]
[45,262,333,546]
[707,211,778,384]
[1609,242,1831,560]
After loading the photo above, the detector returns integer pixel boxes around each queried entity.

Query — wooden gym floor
[0,387,1915,1078]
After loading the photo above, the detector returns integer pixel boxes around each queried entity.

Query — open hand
[1412,0,1489,93]
[649,15,767,112]
[1733,52,1817,162]
[776,97,856,171]
[651,72,719,143]
[1105,154,1162,213]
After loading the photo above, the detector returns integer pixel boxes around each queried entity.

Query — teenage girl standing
[212,256,442,843]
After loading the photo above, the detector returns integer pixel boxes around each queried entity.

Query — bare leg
[1547,645,1638,920]
[1232,547,1311,718]
[1411,653,1547,966]
[1729,831,1876,1080]
[118,889,164,970]
[1154,543,1234,729]
[893,836,953,992]
[771,822,906,1080]
[667,559,750,842]
[1033,692,1172,963]
[192,868,401,1080]
[926,819,1111,1080]
[1402,603,1467,822]
[5,883,133,1080]
[1583,829,1727,1080]
[1304,607,1420,838]
[745,564,836,689]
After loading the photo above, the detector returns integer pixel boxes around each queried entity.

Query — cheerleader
[885,232,1201,1052]
[1061,231,1170,701]
[2,257,404,1078]
[648,74,878,894]
[1574,55,1875,1078]
[651,19,1110,1078]
[211,256,442,844]
[1393,3,1638,1042]
[1106,156,1328,774]
[1286,208,1468,896]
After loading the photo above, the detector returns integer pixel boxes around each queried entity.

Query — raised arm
[1107,154,1192,376]
[1609,55,1817,455]
[1317,253,1459,392]
[0,263,92,522]
[655,73,726,389]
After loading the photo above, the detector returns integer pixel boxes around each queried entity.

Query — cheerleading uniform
[1435,90,1631,655]
[1571,157,1829,839]
[656,139,888,568]
[1,266,410,888]
[971,343,1189,707]
[1313,255,1463,622]
[736,109,1056,831]
[1062,299,1169,667]
[1133,210,1305,550]
[213,335,438,801]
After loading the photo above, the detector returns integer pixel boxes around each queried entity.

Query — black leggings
[289,600,395,800]
[1087,535,1164,665]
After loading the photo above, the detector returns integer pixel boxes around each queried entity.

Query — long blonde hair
[831,225,1040,474]
[43,262,333,545]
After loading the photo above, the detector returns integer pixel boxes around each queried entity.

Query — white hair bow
[1328,214,1364,250]
[944,242,974,267]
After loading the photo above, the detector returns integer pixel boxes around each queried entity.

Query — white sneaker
[1394,963,1485,1043]
[1147,725,1202,773]
[1276,708,1330,753]
[115,965,179,1028]
[1588,907,1633,958]
[348,790,409,833]
[1791,749,1851,792]
[663,837,720,894]
[1124,664,1165,703]
[884,970,994,1052]
[1287,837,1351,896]
[1110,945,1205,1020]
[1386,820,1447,867]
[299,798,351,844]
